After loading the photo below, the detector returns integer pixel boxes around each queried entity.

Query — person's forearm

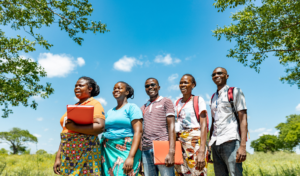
[128,130,142,158]
[199,112,207,153]
[238,110,247,147]
[55,143,61,160]
[167,117,176,154]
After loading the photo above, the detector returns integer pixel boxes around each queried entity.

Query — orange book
[67,105,94,125]
[152,141,184,165]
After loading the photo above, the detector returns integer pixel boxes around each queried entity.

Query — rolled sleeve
[165,98,175,117]
[93,102,105,120]
[234,88,247,112]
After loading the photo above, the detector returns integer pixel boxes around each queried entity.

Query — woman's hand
[196,151,206,171]
[65,119,76,131]
[123,156,134,175]
[53,157,61,175]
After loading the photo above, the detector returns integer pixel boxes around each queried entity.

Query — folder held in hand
[153,141,184,165]
[67,105,94,125]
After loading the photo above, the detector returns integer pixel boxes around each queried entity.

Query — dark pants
[211,140,243,176]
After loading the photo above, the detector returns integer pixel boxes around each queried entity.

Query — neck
[217,84,226,91]
[79,97,90,104]
[182,93,192,103]
[150,94,159,102]
[116,97,128,109]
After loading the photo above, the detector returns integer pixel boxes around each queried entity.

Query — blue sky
[1,0,300,154]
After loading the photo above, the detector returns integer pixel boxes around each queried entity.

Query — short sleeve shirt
[209,85,247,146]
[103,103,143,139]
[60,97,105,133]
[174,96,207,132]
[141,96,175,150]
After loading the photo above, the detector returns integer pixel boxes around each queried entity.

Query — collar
[146,96,163,106]
[217,85,229,95]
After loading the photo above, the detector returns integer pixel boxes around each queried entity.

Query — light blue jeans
[211,140,243,176]
[142,149,175,176]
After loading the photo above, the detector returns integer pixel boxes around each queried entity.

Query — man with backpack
[208,67,248,176]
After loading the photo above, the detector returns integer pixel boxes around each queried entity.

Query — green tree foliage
[36,149,47,155]
[213,0,300,88]
[276,114,300,151]
[250,134,282,153]
[0,0,109,118]
[0,127,37,154]
[0,148,8,155]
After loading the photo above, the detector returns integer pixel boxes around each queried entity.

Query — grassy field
[0,151,299,176]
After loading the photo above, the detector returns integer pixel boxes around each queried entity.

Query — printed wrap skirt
[60,133,101,176]
[101,136,142,176]
[175,128,208,176]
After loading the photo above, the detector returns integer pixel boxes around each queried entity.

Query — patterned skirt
[101,136,142,176]
[175,128,208,176]
[60,133,101,176]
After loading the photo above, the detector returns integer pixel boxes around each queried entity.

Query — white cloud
[33,134,42,138]
[168,85,179,91]
[77,57,85,66]
[154,54,181,65]
[113,56,142,72]
[168,74,178,82]
[49,138,53,141]
[250,128,270,133]
[38,53,85,78]
[96,97,107,106]
[36,117,43,121]
[296,103,300,111]
[44,128,49,131]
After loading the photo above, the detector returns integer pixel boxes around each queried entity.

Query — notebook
[153,141,184,165]
[67,105,94,125]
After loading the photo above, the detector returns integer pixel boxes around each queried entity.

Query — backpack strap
[193,96,209,133]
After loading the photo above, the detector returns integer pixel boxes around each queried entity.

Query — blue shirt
[104,103,143,139]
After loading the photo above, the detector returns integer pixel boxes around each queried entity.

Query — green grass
[0,151,299,176]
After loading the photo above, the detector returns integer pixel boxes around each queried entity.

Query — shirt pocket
[219,101,232,113]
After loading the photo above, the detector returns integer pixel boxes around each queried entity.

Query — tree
[0,128,37,154]
[0,148,8,155]
[213,0,300,88]
[0,0,109,118]
[36,149,47,155]
[276,114,300,151]
[250,134,282,153]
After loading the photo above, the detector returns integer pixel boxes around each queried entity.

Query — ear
[226,74,229,80]
[158,85,161,91]
[192,83,196,89]
[88,86,93,93]
[125,90,129,96]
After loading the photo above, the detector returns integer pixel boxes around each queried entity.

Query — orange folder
[153,141,184,165]
[67,105,94,125]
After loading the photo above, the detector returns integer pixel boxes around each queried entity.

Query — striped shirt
[141,96,175,151]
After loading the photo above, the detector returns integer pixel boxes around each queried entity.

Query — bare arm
[123,119,143,174]
[65,118,105,135]
[196,111,207,170]
[165,115,176,167]
[236,110,247,162]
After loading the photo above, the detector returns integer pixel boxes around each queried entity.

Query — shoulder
[173,97,181,106]
[162,97,173,104]
[232,87,244,95]
[128,103,140,110]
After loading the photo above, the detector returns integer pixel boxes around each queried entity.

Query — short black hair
[79,76,100,97]
[145,77,159,86]
[118,81,134,99]
[182,74,196,87]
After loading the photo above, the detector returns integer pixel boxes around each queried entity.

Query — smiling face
[179,75,195,96]
[212,67,228,87]
[145,79,160,99]
[112,82,129,100]
[74,79,92,100]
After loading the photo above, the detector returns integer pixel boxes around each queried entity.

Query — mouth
[148,90,155,94]
[180,88,187,93]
